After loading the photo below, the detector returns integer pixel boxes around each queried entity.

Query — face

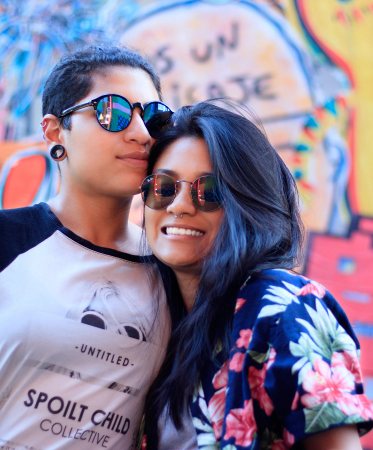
[145,137,224,275]
[60,67,160,198]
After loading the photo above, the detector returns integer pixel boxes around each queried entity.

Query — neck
[173,269,200,313]
[48,185,141,254]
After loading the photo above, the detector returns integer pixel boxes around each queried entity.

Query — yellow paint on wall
[287,0,373,216]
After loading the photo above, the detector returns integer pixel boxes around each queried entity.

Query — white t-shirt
[0,203,170,450]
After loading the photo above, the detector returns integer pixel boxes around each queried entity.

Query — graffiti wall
[1,0,373,445]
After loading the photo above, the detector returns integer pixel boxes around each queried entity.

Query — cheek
[207,211,224,242]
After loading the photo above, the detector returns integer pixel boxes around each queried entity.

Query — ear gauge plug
[50,144,67,162]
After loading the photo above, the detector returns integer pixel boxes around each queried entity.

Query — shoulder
[234,269,357,344]
[0,203,57,272]
[238,268,336,311]
[236,269,310,315]
[0,202,49,226]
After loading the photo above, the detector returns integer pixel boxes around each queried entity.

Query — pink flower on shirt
[230,352,245,372]
[224,399,257,446]
[354,394,373,420]
[248,365,274,415]
[235,298,246,312]
[236,329,252,349]
[208,387,227,440]
[332,350,363,384]
[291,391,299,410]
[208,360,230,439]
[301,359,357,415]
[283,429,295,447]
[212,359,229,390]
[141,435,146,450]
[296,281,326,298]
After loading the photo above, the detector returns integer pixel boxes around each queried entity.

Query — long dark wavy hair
[143,101,304,447]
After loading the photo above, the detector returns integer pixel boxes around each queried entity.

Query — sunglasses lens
[191,176,223,212]
[141,174,176,210]
[96,95,132,131]
[143,102,173,138]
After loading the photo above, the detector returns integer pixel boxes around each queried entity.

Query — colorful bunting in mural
[0,0,141,140]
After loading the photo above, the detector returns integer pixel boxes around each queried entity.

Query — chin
[107,184,141,198]
[160,255,201,272]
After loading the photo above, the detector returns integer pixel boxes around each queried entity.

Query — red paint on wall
[305,217,373,448]
[2,155,46,209]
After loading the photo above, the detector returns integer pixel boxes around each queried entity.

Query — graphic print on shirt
[67,279,148,343]
[0,207,169,450]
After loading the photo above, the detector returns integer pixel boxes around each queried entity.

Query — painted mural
[0,0,373,446]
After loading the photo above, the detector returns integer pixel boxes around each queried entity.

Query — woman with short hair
[0,44,173,449]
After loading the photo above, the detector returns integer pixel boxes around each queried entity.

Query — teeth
[166,227,204,236]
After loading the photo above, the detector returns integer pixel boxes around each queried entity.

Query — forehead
[154,137,213,178]
[86,66,159,104]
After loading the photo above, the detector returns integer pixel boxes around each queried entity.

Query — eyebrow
[152,168,215,179]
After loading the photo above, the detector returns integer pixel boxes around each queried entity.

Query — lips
[117,151,149,167]
[117,150,149,161]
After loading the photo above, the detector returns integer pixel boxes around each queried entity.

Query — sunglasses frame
[58,93,173,137]
[141,172,223,212]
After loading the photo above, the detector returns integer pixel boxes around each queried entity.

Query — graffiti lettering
[254,74,276,99]
[191,44,212,63]
[228,74,276,102]
[170,73,276,108]
[191,22,239,63]
[207,83,225,99]
[152,45,173,75]
[185,85,199,105]
[217,22,239,58]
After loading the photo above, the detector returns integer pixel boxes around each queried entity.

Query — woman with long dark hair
[141,102,373,450]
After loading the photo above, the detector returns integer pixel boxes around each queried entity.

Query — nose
[167,181,196,217]
[123,109,151,146]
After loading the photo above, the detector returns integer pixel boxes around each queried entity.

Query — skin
[300,424,362,450]
[144,137,224,311]
[42,66,159,254]
[144,137,362,449]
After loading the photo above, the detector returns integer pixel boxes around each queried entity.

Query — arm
[299,425,362,450]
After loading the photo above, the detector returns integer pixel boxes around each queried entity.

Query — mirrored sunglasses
[141,173,223,212]
[59,94,173,139]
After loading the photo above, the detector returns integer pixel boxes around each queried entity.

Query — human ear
[41,114,64,150]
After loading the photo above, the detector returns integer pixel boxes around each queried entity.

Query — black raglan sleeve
[0,203,57,273]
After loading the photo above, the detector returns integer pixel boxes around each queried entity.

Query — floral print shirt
[190,269,373,449]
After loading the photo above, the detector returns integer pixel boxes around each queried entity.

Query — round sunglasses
[141,173,223,212]
[59,94,173,139]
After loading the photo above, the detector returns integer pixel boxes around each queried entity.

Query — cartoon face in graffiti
[121,0,350,235]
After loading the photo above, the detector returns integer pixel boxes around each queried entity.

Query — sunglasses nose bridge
[167,180,196,215]
[174,180,194,203]
[175,180,193,192]
[132,102,144,114]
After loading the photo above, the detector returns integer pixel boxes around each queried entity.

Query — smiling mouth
[163,227,205,236]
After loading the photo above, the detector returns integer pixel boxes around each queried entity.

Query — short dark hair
[42,44,162,130]
[144,101,305,447]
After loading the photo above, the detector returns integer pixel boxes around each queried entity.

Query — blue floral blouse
[189,269,373,449]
